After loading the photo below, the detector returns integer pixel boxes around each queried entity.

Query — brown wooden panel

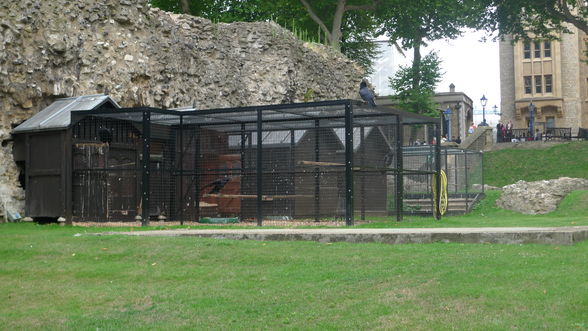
[27,175,61,217]
[29,133,62,170]
[72,171,107,220]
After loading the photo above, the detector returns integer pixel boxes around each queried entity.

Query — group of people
[496,120,514,143]
[411,135,461,146]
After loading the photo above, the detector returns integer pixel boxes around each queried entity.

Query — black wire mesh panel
[68,100,448,224]
[72,116,141,222]
[173,125,233,221]
[148,114,177,221]
[398,142,484,216]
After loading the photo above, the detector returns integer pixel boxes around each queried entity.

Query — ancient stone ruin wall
[0,0,364,216]
[497,177,588,214]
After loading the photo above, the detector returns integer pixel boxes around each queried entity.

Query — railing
[510,129,531,141]
[545,128,572,140]
[510,127,572,141]
[577,128,588,140]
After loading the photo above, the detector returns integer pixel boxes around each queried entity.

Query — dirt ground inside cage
[72,219,369,227]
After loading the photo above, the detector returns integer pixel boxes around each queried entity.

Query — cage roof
[13,95,119,134]
[72,100,440,133]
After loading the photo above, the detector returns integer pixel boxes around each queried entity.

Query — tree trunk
[329,0,346,51]
[180,0,190,14]
[411,41,422,90]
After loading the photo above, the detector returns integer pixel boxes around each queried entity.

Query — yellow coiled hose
[432,170,448,218]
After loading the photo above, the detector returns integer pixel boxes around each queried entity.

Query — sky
[369,30,501,116]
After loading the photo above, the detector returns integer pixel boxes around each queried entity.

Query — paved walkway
[104,226,588,245]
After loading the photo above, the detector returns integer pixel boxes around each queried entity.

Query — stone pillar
[499,36,516,124]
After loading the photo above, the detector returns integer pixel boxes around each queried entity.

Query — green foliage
[339,10,382,75]
[376,0,481,50]
[478,0,588,42]
[389,51,442,116]
[303,88,315,102]
[374,0,480,113]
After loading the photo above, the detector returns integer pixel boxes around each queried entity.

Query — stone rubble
[0,0,364,216]
[497,177,588,214]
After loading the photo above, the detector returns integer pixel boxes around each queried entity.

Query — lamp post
[529,102,535,140]
[455,102,461,139]
[443,106,452,141]
[479,95,488,126]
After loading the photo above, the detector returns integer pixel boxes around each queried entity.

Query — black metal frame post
[178,115,184,225]
[194,126,201,222]
[240,123,246,221]
[444,147,449,194]
[344,103,354,226]
[454,152,459,194]
[314,119,320,222]
[290,129,296,218]
[256,108,263,226]
[434,123,442,220]
[395,116,403,222]
[63,129,73,224]
[464,151,469,210]
[481,151,485,194]
[360,126,365,220]
[141,110,151,226]
[248,131,253,217]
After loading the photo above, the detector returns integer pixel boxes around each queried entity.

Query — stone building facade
[0,0,363,217]
[499,25,588,134]
[434,84,474,141]
[376,84,474,142]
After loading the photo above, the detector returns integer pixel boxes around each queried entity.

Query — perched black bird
[98,128,112,144]
[202,177,231,194]
[359,81,377,107]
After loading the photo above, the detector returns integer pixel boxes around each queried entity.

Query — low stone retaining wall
[102,227,588,245]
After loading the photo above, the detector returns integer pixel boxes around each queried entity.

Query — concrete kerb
[98,226,588,245]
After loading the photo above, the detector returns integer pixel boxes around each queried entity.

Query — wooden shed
[12,95,120,221]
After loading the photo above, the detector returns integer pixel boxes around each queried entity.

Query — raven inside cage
[69,100,444,226]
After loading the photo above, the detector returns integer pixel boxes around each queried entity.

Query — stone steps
[404,197,473,213]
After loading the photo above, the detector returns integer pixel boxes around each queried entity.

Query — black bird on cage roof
[359,80,377,107]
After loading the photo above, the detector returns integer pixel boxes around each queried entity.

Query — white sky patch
[369,30,501,113]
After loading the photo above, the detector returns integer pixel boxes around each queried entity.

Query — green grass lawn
[484,141,588,187]
[1,222,588,330]
[1,142,587,329]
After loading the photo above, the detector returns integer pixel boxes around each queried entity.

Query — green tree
[479,0,588,41]
[299,0,379,51]
[377,0,480,91]
[389,51,443,117]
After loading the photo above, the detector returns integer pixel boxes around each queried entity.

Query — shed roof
[13,95,119,134]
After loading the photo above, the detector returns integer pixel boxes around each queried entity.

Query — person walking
[468,122,476,135]
[496,121,503,143]
[506,120,513,141]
